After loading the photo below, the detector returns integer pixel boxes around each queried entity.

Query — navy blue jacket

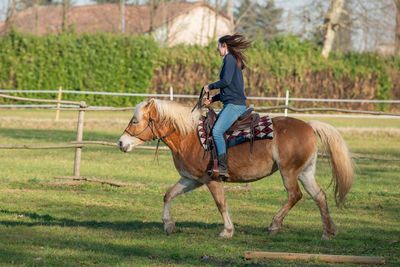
[209,54,246,106]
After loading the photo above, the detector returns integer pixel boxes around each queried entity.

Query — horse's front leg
[162,177,203,235]
[206,180,234,238]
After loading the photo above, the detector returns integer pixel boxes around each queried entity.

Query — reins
[191,87,210,112]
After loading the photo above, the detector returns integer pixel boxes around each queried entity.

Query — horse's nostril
[119,141,123,147]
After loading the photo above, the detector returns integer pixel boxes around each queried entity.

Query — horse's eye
[131,118,139,124]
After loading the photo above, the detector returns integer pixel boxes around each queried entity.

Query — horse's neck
[163,129,202,156]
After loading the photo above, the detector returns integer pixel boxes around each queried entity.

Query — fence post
[169,86,174,101]
[55,86,63,121]
[284,90,289,117]
[73,101,86,178]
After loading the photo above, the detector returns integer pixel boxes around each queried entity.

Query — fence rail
[1,89,400,104]
[0,92,399,180]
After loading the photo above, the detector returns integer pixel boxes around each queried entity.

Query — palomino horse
[118,99,354,239]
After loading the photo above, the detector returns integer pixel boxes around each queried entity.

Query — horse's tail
[308,120,354,207]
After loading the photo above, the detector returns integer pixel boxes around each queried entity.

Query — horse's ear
[145,98,158,119]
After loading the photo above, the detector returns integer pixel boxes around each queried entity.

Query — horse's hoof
[322,229,337,240]
[219,228,234,239]
[267,226,280,235]
[164,221,175,235]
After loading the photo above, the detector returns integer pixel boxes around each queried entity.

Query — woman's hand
[204,98,212,106]
[203,85,209,92]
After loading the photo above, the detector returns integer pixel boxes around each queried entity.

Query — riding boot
[217,153,230,180]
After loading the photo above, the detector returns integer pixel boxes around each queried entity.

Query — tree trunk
[62,0,70,33]
[120,0,125,33]
[213,0,220,39]
[4,0,16,34]
[333,0,352,52]
[226,0,234,32]
[395,0,400,55]
[321,0,345,59]
[34,0,39,35]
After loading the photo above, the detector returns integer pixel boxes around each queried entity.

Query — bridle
[123,117,175,160]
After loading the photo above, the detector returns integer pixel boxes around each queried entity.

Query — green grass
[0,110,399,266]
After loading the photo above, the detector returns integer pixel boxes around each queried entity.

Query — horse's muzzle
[118,140,131,153]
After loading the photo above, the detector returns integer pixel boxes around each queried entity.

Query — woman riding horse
[118,98,354,239]
[204,34,251,179]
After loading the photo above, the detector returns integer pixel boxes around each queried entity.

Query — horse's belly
[227,140,276,182]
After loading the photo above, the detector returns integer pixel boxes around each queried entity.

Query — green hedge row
[0,31,158,106]
[154,36,399,104]
[0,32,398,107]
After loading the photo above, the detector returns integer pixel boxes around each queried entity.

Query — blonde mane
[139,99,201,135]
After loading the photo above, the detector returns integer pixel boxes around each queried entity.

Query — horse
[118,99,354,240]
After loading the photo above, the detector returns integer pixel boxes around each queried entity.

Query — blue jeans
[212,104,247,156]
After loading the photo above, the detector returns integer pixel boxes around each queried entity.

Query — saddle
[193,88,272,178]
[200,106,261,178]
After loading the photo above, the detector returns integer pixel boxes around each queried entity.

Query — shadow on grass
[0,209,399,266]
[0,229,244,266]
[0,209,221,232]
[0,210,251,266]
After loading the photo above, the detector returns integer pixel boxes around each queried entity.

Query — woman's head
[217,34,251,69]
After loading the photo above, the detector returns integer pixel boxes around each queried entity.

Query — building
[0,2,233,46]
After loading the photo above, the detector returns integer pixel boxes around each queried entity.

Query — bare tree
[120,0,125,33]
[321,0,345,58]
[213,0,220,39]
[333,0,353,52]
[395,0,400,54]
[61,0,70,32]
[4,0,17,33]
[226,0,234,32]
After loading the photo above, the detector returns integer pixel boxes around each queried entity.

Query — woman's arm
[211,94,221,103]
[208,55,236,90]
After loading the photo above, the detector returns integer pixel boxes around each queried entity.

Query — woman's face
[217,42,228,56]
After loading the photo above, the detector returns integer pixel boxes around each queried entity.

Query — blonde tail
[309,121,354,206]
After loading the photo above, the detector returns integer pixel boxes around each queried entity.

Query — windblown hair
[145,99,201,136]
[219,33,251,69]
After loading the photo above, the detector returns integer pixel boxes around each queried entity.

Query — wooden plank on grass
[244,251,385,265]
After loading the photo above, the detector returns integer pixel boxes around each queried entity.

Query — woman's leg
[212,104,247,156]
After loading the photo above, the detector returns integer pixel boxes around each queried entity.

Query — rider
[204,34,251,179]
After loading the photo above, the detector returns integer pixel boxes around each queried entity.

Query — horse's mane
[138,99,201,136]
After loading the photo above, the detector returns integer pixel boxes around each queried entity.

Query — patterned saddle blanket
[197,114,274,150]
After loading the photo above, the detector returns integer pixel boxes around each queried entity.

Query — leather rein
[191,87,210,112]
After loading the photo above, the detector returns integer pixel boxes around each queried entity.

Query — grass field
[0,110,399,266]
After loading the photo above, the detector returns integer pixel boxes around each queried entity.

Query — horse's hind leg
[162,177,203,235]
[299,153,337,239]
[268,168,303,235]
[206,180,234,238]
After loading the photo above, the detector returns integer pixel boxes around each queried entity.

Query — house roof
[0,2,231,35]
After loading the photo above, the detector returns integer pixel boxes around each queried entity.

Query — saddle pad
[197,115,273,150]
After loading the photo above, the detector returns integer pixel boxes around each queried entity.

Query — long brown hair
[219,34,251,69]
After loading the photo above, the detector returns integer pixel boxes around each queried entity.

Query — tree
[333,0,353,52]
[3,0,16,34]
[61,0,71,32]
[321,0,345,58]
[395,0,400,54]
[235,0,283,42]
[226,0,234,31]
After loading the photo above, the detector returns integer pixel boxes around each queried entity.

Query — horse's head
[118,99,158,152]
[118,98,201,152]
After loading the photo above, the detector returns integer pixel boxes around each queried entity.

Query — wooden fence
[0,93,399,180]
